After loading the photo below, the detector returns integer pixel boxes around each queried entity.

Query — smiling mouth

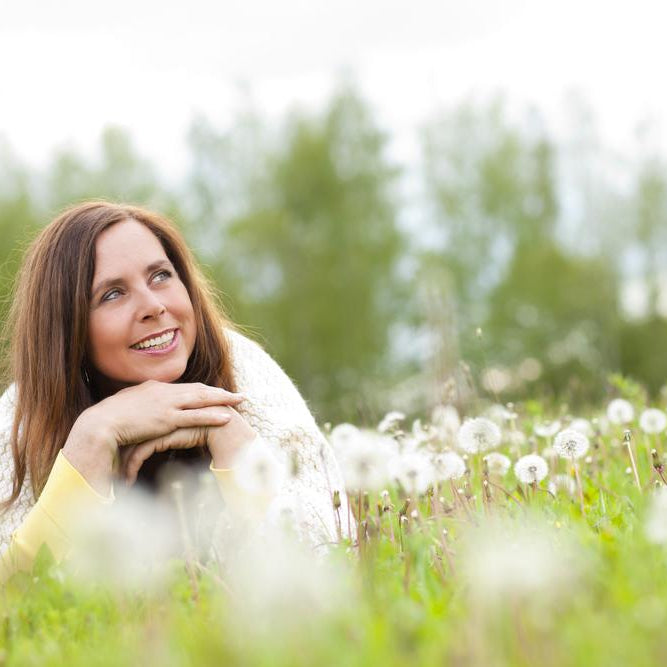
[130,329,177,350]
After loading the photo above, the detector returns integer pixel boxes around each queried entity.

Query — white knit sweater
[0,329,349,551]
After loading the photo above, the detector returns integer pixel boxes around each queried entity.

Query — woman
[0,201,347,581]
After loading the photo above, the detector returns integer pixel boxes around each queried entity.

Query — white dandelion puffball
[233,438,287,496]
[411,418,434,444]
[485,404,515,426]
[607,399,635,425]
[460,518,583,604]
[388,450,434,494]
[431,405,461,442]
[431,451,466,481]
[377,411,405,434]
[330,423,362,453]
[553,429,590,460]
[592,416,610,435]
[570,418,594,438]
[339,431,393,491]
[514,454,549,484]
[66,489,181,590]
[640,409,667,435]
[533,420,561,438]
[484,452,511,477]
[457,417,502,454]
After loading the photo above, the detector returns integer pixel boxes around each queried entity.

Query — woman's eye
[102,289,121,302]
[153,269,172,283]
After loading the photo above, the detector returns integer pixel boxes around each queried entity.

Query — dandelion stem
[573,458,586,516]
[487,479,524,510]
[624,430,642,491]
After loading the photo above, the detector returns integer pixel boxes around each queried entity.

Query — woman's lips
[130,329,180,356]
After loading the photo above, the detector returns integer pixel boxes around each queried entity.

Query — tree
[187,86,406,420]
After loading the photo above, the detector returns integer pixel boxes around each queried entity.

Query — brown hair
[1,201,238,507]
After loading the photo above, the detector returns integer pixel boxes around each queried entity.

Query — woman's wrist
[208,430,258,469]
[62,411,117,496]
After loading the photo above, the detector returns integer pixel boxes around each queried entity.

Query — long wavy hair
[1,201,238,508]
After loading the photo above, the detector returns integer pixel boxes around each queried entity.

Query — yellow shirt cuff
[209,463,272,518]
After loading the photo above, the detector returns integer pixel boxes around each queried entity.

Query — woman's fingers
[174,383,246,409]
[121,420,229,485]
[172,405,236,429]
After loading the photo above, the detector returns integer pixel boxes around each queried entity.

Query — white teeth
[132,330,175,350]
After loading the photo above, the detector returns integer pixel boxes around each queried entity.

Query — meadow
[3,377,667,667]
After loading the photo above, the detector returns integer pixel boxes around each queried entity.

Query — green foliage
[187,86,407,420]
[2,89,667,418]
[4,398,667,665]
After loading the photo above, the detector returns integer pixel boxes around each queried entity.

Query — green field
[3,392,667,667]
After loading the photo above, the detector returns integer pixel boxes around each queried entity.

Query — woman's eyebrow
[91,259,172,297]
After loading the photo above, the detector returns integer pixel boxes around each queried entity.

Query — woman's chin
[102,363,188,389]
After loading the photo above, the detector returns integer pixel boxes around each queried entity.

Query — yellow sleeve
[209,463,272,520]
[0,450,114,584]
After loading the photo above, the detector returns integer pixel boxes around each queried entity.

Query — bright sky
[1,0,667,180]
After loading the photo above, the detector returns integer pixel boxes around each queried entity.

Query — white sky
[1,0,667,180]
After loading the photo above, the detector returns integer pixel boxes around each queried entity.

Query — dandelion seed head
[377,411,406,434]
[592,416,611,435]
[330,423,362,452]
[640,408,667,435]
[339,431,394,491]
[461,518,583,604]
[570,418,594,438]
[514,454,549,483]
[553,428,590,460]
[227,530,353,635]
[483,452,511,477]
[411,418,434,444]
[233,438,287,496]
[431,404,461,443]
[431,451,466,481]
[457,417,502,454]
[533,420,561,438]
[484,403,515,426]
[65,488,182,591]
[607,399,635,425]
[389,450,433,494]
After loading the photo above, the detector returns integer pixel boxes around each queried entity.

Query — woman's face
[87,219,196,392]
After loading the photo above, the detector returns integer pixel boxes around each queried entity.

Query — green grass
[3,409,667,666]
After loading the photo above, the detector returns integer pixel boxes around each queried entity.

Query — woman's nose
[137,289,166,320]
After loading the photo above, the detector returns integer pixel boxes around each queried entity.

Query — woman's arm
[224,329,351,546]
[0,450,114,584]
[0,381,244,581]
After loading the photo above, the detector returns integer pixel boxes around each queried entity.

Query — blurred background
[2,0,667,422]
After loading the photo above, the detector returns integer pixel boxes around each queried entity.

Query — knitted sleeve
[0,384,35,553]
[225,329,350,547]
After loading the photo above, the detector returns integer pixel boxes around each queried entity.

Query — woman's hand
[63,381,245,495]
[119,406,258,486]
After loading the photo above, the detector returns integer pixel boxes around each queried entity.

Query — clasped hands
[63,380,258,495]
